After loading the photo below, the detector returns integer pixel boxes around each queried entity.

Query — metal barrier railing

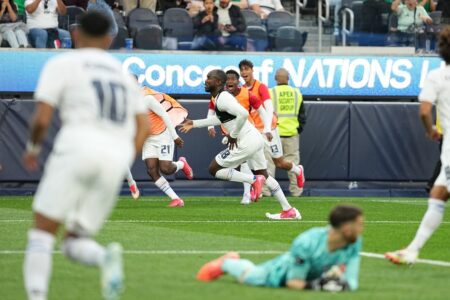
[295,0,308,29]
[318,0,330,52]
[341,8,354,46]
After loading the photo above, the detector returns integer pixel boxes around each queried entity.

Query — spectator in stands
[25,0,71,48]
[216,0,246,50]
[123,0,156,15]
[0,0,29,47]
[249,0,283,19]
[390,0,432,47]
[14,0,25,17]
[62,0,88,10]
[87,0,117,36]
[192,0,220,49]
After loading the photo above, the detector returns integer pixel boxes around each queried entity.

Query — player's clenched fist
[174,137,184,148]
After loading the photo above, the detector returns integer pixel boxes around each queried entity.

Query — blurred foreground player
[180,69,301,220]
[197,205,363,291]
[385,27,450,265]
[22,11,148,300]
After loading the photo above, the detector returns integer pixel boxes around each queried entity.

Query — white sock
[61,237,106,267]
[24,229,55,300]
[240,163,253,198]
[407,198,446,252]
[265,176,292,210]
[215,168,255,184]
[155,176,179,200]
[174,161,185,173]
[289,164,301,176]
[126,169,136,187]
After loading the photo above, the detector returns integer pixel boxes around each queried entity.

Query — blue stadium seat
[128,8,159,37]
[241,9,262,26]
[135,25,163,50]
[163,8,194,50]
[246,26,268,51]
[110,26,129,50]
[58,6,85,31]
[274,26,303,52]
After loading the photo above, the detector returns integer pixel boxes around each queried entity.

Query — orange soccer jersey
[247,80,277,132]
[142,87,188,136]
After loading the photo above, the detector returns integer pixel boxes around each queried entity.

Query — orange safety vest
[248,80,277,132]
[142,87,188,136]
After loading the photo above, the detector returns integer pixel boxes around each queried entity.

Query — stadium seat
[110,25,129,50]
[113,10,126,29]
[58,6,85,31]
[241,9,262,26]
[135,25,163,50]
[246,26,268,51]
[426,11,442,34]
[266,11,295,49]
[128,8,159,37]
[163,8,194,50]
[274,26,303,52]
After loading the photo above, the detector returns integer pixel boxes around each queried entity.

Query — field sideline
[1,196,449,300]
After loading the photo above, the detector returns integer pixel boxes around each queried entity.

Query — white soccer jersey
[35,48,146,158]
[419,66,450,137]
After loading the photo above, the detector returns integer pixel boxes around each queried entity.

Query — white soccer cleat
[385,249,418,265]
[101,243,124,300]
[265,207,302,220]
[129,183,140,200]
[240,193,251,205]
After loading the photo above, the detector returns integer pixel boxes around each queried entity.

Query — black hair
[439,26,450,64]
[209,69,227,85]
[329,205,363,228]
[238,59,254,70]
[226,69,240,80]
[79,11,111,37]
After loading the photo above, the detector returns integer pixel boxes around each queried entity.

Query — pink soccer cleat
[266,208,302,220]
[168,199,185,207]
[296,165,305,188]
[179,157,194,180]
[250,175,266,202]
[129,183,140,200]
[196,252,240,281]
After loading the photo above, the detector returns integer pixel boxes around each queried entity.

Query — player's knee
[159,163,174,175]
[430,186,450,201]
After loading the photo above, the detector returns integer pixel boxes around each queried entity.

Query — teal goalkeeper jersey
[259,227,362,290]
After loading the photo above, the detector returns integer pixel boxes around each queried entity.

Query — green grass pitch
[1,196,449,300]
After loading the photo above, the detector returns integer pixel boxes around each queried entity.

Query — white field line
[0,249,448,267]
[0,219,449,224]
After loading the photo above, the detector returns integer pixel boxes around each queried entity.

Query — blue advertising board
[0,50,443,96]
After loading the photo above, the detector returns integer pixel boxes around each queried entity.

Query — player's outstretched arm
[134,113,148,154]
[23,102,54,171]
[179,116,221,133]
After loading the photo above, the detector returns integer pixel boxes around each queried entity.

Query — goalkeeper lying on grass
[197,205,363,292]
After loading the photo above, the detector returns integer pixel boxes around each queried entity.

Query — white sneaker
[241,192,251,205]
[101,243,124,300]
[129,183,140,200]
[385,249,418,265]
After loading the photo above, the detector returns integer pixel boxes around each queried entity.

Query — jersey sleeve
[285,233,314,281]
[34,57,67,107]
[344,238,362,291]
[258,83,271,101]
[419,71,439,104]
[249,91,262,110]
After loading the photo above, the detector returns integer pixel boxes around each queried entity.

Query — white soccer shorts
[264,128,283,159]
[142,129,175,161]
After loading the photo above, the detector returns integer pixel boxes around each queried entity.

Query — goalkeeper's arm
[286,279,307,290]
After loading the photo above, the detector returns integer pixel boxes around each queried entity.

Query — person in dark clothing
[192,0,220,50]
[216,0,246,50]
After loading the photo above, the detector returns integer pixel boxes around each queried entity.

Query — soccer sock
[289,163,301,176]
[61,237,106,267]
[240,163,253,198]
[174,161,185,173]
[24,229,55,300]
[407,198,446,252]
[215,168,255,184]
[265,176,292,210]
[126,169,136,187]
[155,176,179,200]
[222,259,255,282]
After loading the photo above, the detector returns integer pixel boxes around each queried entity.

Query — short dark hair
[79,11,111,37]
[239,59,254,70]
[329,205,363,228]
[210,69,227,85]
[226,69,240,79]
[439,26,450,64]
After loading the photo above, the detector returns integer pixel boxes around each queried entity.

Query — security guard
[268,68,306,196]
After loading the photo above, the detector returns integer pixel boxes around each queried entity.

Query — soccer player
[197,205,364,292]
[207,69,271,204]
[385,28,450,265]
[139,86,193,207]
[22,11,148,300]
[180,69,301,220]
[239,59,305,198]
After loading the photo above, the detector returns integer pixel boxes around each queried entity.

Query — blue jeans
[28,28,71,48]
